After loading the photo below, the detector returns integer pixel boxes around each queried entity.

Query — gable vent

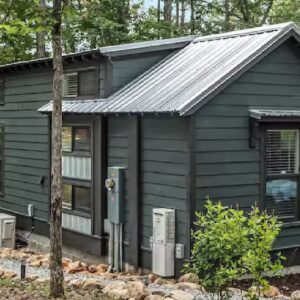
[63,73,78,97]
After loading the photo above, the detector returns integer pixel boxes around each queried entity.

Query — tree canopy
[0,0,298,64]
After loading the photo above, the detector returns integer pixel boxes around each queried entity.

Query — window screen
[63,73,78,97]
[73,186,91,213]
[74,127,90,152]
[79,70,97,97]
[265,129,299,220]
[63,184,72,209]
[62,127,72,152]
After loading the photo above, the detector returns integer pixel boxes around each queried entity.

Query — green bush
[184,200,284,297]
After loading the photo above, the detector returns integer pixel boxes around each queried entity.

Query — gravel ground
[0,258,266,300]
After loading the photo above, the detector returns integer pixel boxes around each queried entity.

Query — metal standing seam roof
[39,22,300,116]
[250,109,300,120]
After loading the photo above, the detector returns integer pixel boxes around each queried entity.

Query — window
[63,69,97,98]
[0,80,4,104]
[63,183,91,214]
[62,125,91,215]
[0,126,3,194]
[62,126,91,153]
[265,129,299,221]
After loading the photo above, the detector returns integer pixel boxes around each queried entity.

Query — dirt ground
[234,273,300,296]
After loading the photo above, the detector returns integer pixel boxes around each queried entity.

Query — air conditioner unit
[152,208,175,277]
[0,213,16,249]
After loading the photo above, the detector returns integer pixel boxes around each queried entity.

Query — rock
[274,296,291,300]
[25,275,39,282]
[151,290,165,296]
[103,281,150,300]
[149,274,159,284]
[66,261,86,274]
[67,279,85,289]
[3,271,17,279]
[62,257,72,268]
[34,278,49,284]
[291,291,300,300]
[87,265,98,273]
[145,295,165,300]
[175,282,202,291]
[178,273,200,284]
[154,278,176,285]
[0,248,12,259]
[82,278,106,290]
[96,263,108,273]
[170,290,194,300]
[30,260,42,267]
[263,286,281,298]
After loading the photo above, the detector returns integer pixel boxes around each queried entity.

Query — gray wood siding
[0,69,53,220]
[111,50,174,92]
[107,116,130,242]
[141,117,188,249]
[194,38,300,248]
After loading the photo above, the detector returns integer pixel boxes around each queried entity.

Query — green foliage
[184,200,284,296]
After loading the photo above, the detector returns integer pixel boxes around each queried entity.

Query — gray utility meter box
[106,167,125,224]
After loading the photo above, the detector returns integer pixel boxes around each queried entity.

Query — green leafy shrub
[184,200,284,297]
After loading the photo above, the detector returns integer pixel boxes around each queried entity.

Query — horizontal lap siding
[0,69,52,220]
[194,39,300,249]
[107,116,130,243]
[141,117,188,251]
[195,40,299,205]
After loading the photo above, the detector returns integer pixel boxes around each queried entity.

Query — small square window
[73,186,91,213]
[74,127,91,152]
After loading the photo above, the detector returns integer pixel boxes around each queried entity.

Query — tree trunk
[180,0,185,27]
[36,0,47,58]
[224,0,230,31]
[190,0,195,34]
[49,0,64,297]
[158,0,161,22]
[163,0,172,22]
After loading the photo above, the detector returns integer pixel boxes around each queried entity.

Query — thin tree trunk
[190,0,195,34]
[36,0,47,58]
[180,0,185,27]
[50,0,64,297]
[224,0,230,31]
[164,0,173,22]
[158,0,161,22]
[176,0,179,27]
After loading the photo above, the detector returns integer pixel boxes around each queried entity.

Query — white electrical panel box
[0,213,16,249]
[152,208,175,277]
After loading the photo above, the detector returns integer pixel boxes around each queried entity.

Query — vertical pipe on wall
[114,223,120,272]
[108,222,114,271]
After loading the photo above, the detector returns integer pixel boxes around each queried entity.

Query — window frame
[0,125,4,196]
[262,123,300,223]
[62,67,99,100]
[62,121,93,217]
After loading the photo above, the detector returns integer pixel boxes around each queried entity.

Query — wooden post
[49,0,64,297]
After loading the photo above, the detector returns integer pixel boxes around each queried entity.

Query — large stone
[30,260,42,267]
[263,286,281,298]
[148,274,159,284]
[170,290,194,300]
[96,263,108,273]
[154,278,176,285]
[87,265,98,273]
[82,278,106,290]
[178,273,200,284]
[175,282,202,291]
[66,261,86,274]
[103,281,150,300]
[25,275,39,282]
[291,291,300,300]
[62,257,72,268]
[3,271,17,279]
[67,279,85,289]
[145,295,165,300]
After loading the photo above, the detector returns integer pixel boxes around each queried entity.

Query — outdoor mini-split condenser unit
[0,213,16,249]
[152,208,175,277]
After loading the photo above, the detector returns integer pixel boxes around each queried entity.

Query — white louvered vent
[63,73,78,97]
[266,130,299,176]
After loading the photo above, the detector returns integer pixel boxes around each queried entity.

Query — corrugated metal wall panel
[62,212,91,235]
[62,156,91,180]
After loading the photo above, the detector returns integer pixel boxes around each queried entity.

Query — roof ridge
[193,22,297,43]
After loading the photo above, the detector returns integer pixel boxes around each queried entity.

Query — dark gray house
[0,22,300,275]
